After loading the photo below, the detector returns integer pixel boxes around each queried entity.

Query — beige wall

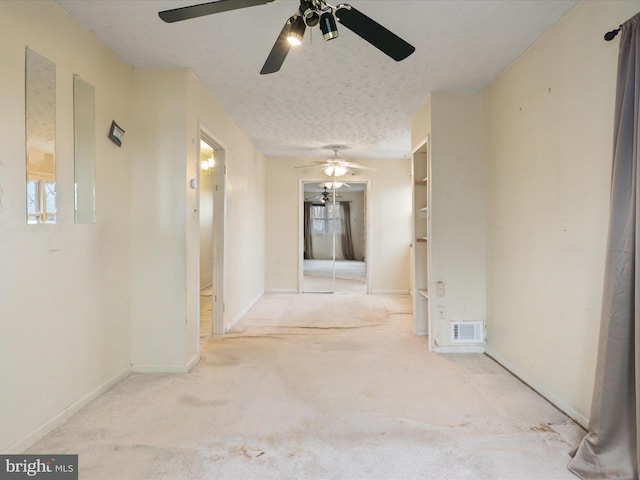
[130,69,190,370]
[411,93,487,349]
[1,1,266,452]
[432,94,486,344]
[483,0,640,425]
[186,73,266,334]
[411,96,431,150]
[0,1,133,452]
[129,68,267,367]
[266,158,412,294]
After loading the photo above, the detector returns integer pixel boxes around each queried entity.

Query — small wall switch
[437,306,446,319]
[436,281,446,296]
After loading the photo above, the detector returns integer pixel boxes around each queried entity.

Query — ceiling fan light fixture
[201,155,214,175]
[299,1,320,27]
[287,16,306,46]
[159,1,416,75]
[319,11,339,41]
[324,164,347,177]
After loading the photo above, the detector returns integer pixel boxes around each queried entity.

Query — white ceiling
[55,0,578,160]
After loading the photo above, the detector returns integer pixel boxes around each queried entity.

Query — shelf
[413,142,430,336]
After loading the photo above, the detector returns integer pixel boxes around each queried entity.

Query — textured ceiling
[55,0,578,160]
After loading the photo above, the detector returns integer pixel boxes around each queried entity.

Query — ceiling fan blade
[294,161,333,169]
[261,18,304,75]
[294,164,322,169]
[341,161,376,171]
[334,4,415,61]
[159,0,273,23]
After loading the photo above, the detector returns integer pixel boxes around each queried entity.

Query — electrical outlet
[437,306,446,319]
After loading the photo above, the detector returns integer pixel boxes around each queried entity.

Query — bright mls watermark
[0,455,77,479]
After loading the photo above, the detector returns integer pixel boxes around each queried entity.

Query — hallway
[29,294,582,479]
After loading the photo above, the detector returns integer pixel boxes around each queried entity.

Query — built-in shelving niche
[412,139,430,339]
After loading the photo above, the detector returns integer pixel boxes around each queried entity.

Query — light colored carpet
[200,293,212,337]
[231,293,390,332]
[304,259,366,281]
[303,260,367,293]
[200,285,214,337]
[28,294,583,480]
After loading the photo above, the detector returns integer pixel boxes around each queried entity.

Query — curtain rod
[604,25,621,41]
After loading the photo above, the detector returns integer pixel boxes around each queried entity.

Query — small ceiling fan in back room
[158,0,416,74]
[305,186,344,204]
[295,146,375,178]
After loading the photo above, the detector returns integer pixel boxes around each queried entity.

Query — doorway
[301,180,369,293]
[198,134,225,336]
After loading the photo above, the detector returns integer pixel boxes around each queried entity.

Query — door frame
[197,128,226,336]
[298,178,371,294]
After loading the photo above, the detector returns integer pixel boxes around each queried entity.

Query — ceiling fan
[158,0,416,74]
[305,186,343,203]
[295,146,374,177]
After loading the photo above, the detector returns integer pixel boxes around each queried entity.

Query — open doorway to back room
[301,181,368,293]
[198,134,225,337]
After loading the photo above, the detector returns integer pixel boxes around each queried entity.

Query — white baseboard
[264,289,298,294]
[4,366,131,454]
[225,290,264,332]
[185,353,200,372]
[485,347,589,429]
[435,345,485,353]
[372,290,410,295]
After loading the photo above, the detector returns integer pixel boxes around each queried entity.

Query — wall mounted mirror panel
[26,48,56,225]
[73,76,96,223]
[302,181,367,293]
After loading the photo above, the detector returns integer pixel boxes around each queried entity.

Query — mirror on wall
[302,181,367,293]
[73,76,96,223]
[25,48,56,225]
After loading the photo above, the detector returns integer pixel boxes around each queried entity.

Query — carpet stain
[531,423,556,433]
[287,447,306,458]
[233,446,266,459]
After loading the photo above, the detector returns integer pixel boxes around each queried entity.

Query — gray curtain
[304,202,314,260]
[568,12,640,480]
[340,201,355,261]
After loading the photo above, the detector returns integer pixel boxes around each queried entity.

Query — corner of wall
[429,93,486,348]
